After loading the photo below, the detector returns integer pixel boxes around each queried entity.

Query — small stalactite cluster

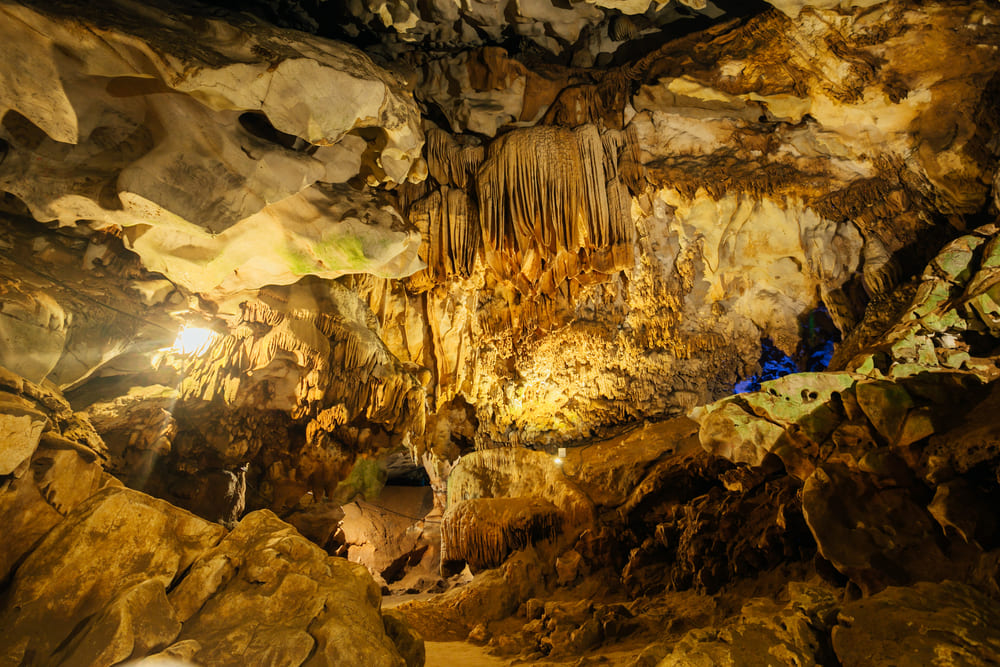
[441,496,563,570]
[176,292,425,438]
[477,124,635,294]
[406,186,480,291]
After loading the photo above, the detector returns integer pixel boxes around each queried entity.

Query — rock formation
[2,0,1000,663]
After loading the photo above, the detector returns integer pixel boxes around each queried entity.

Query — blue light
[733,306,840,394]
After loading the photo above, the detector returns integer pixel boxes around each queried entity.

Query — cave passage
[734,305,840,393]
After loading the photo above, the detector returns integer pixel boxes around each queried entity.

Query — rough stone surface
[833,581,1000,667]
[659,583,839,667]
[168,510,406,667]
[0,0,424,300]
[0,486,225,665]
[0,370,422,666]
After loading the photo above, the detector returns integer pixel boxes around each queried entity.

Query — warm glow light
[172,327,215,356]
[554,457,563,465]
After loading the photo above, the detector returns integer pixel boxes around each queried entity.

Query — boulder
[801,462,952,594]
[167,510,407,667]
[833,581,1000,667]
[659,583,839,667]
[0,487,225,665]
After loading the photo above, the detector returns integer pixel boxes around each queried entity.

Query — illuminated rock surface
[2,0,1000,664]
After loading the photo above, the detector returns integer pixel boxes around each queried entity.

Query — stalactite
[176,293,424,439]
[476,124,635,290]
[441,497,562,570]
[407,186,480,290]
[609,15,638,42]
[425,128,483,190]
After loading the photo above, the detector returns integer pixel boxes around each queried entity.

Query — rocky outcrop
[0,488,415,667]
[0,368,114,582]
[0,370,422,666]
[832,581,1000,667]
[659,583,840,667]
[659,580,1000,667]
[690,224,1000,595]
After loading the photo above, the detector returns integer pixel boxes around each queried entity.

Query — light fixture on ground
[554,447,567,465]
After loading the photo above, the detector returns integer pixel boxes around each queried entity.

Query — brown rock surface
[0,484,417,667]
[659,583,839,667]
[0,486,225,665]
[0,368,421,666]
[832,581,1000,667]
[168,510,406,667]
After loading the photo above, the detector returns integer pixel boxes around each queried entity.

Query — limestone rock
[927,479,998,547]
[0,471,419,667]
[412,49,563,137]
[0,0,424,299]
[0,370,117,580]
[0,285,68,383]
[622,465,813,595]
[338,0,604,54]
[354,0,1000,453]
[335,486,437,586]
[694,372,858,480]
[53,579,183,667]
[395,548,545,642]
[0,486,226,665]
[801,462,952,595]
[0,394,47,475]
[921,381,1000,480]
[659,583,839,667]
[166,510,406,667]
[446,448,595,528]
[383,609,426,667]
[88,279,429,523]
[832,581,1000,667]
[442,497,563,571]
[566,417,700,509]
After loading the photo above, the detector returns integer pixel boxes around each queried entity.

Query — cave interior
[2,0,1000,664]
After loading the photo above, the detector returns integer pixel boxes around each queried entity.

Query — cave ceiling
[0,0,999,547]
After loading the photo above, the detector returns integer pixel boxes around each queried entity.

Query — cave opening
[734,305,841,393]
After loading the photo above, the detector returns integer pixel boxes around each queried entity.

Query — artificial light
[172,326,216,356]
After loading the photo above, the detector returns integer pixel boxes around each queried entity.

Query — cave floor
[425,641,509,667]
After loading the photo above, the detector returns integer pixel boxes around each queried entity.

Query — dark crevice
[238,111,317,154]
